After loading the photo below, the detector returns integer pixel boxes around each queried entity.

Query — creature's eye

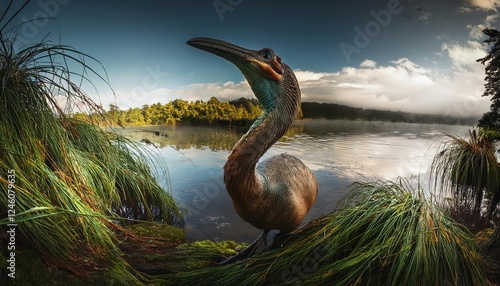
[260,49,272,60]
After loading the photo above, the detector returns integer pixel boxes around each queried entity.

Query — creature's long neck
[223,72,300,204]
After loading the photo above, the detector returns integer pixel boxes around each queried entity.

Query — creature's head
[187,37,298,111]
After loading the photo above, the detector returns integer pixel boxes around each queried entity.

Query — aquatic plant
[160,179,486,286]
[430,129,500,220]
[430,128,500,277]
[0,3,182,283]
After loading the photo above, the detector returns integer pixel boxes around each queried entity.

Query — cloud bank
[109,49,489,118]
[100,7,496,119]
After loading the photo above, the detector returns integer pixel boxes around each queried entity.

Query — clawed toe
[218,230,270,265]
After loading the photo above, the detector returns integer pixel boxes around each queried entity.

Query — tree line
[71,97,478,127]
[301,102,478,125]
[72,97,263,127]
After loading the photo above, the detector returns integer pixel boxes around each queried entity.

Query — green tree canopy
[478,28,500,130]
[72,97,264,127]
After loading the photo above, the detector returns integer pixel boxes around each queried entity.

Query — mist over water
[118,120,470,242]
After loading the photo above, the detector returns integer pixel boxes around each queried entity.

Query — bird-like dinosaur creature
[187,38,318,264]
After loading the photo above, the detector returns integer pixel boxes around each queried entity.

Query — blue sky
[8,0,500,117]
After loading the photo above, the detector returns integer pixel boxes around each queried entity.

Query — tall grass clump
[431,129,500,220]
[0,4,182,283]
[160,179,485,286]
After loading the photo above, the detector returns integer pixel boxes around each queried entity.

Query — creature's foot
[269,231,290,250]
[218,230,269,265]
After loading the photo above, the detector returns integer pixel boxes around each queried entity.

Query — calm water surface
[118,120,470,243]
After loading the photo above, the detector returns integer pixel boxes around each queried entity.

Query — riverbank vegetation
[160,179,486,285]
[0,3,183,283]
[301,102,478,125]
[0,2,498,285]
[429,28,500,284]
[74,97,264,128]
[72,98,477,128]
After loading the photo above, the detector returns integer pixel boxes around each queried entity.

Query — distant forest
[71,97,478,127]
[301,102,478,125]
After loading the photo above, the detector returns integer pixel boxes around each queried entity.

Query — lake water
[116,120,471,243]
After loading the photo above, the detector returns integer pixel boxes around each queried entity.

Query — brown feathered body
[223,61,318,233]
[187,37,318,234]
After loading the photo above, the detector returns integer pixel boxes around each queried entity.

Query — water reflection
[118,125,242,151]
[117,124,304,151]
[116,120,471,242]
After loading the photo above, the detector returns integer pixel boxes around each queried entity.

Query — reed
[0,5,183,282]
[160,179,485,286]
[430,129,500,219]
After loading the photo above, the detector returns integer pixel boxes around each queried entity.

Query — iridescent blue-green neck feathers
[186,36,303,206]
[240,62,299,143]
[224,63,301,200]
[188,37,318,239]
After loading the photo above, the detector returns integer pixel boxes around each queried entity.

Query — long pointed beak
[187,37,284,82]
[187,37,257,67]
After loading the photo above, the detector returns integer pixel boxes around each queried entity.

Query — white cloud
[467,13,498,39]
[360,59,377,68]
[114,87,175,109]
[297,58,488,117]
[466,0,500,11]
[98,28,490,118]
[468,23,487,39]
[459,7,474,13]
[486,13,499,23]
[114,55,486,118]
[441,41,486,72]
[171,81,253,102]
[419,12,432,23]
